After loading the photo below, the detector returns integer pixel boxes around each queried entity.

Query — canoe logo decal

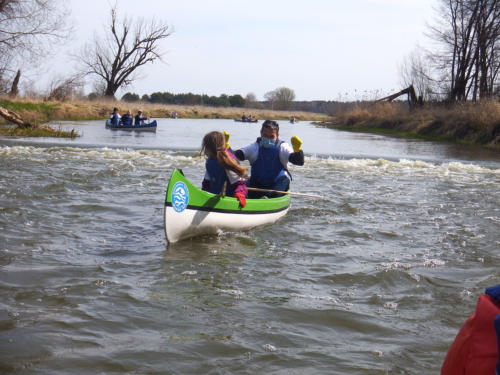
[172,182,189,212]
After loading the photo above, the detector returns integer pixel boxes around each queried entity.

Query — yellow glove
[223,131,230,149]
[291,135,303,152]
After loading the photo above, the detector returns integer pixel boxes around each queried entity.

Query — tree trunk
[9,69,21,97]
[104,83,117,98]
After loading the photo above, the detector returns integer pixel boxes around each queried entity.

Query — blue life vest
[121,116,132,126]
[110,114,120,125]
[249,140,286,188]
[206,158,233,195]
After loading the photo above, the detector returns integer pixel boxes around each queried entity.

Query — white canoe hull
[164,205,290,243]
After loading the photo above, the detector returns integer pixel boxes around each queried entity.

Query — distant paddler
[134,110,148,125]
[121,110,133,126]
[110,107,121,126]
[229,120,304,198]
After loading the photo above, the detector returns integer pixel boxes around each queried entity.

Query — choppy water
[1,119,499,374]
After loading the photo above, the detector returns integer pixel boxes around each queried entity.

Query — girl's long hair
[202,131,247,177]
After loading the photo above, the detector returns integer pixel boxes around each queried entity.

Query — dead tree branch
[80,5,172,98]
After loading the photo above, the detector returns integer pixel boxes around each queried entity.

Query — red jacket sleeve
[441,294,500,375]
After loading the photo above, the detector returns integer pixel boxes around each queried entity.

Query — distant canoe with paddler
[105,119,157,132]
[164,169,290,243]
[234,118,258,123]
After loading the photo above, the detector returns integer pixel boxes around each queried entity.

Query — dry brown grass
[330,100,500,146]
[435,100,500,129]
[0,96,329,124]
[337,102,407,125]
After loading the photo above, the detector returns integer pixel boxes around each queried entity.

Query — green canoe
[164,169,291,243]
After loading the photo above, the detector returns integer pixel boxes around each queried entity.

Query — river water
[1,119,499,374]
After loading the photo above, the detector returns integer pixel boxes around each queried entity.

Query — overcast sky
[46,0,436,101]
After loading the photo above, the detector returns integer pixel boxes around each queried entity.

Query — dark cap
[261,120,279,132]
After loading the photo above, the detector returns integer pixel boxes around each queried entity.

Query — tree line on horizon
[119,86,298,111]
[118,90,379,116]
[121,91,246,108]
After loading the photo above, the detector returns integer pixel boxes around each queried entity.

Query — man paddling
[121,110,133,126]
[134,110,148,125]
[230,120,304,198]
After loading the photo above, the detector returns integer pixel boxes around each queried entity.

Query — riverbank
[320,100,500,149]
[0,97,328,137]
[0,97,329,124]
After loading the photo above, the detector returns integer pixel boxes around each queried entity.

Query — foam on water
[0,144,198,160]
[3,145,498,183]
[304,155,499,175]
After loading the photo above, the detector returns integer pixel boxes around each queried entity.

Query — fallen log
[376,85,423,109]
[0,105,37,128]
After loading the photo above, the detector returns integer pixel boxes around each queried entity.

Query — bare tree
[80,6,172,98]
[0,0,69,53]
[0,0,70,94]
[245,92,257,108]
[46,74,85,101]
[474,0,500,99]
[399,48,435,101]
[264,87,296,110]
[0,0,70,129]
[428,0,499,101]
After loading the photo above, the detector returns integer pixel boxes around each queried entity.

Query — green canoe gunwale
[165,169,291,213]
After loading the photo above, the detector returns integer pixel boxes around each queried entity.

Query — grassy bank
[0,125,78,138]
[0,96,329,124]
[321,100,500,148]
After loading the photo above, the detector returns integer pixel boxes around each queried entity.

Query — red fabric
[234,192,246,207]
[441,294,500,375]
[226,148,248,198]
[231,180,248,197]
[227,148,248,198]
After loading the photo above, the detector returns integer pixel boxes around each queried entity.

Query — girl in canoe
[201,131,248,207]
